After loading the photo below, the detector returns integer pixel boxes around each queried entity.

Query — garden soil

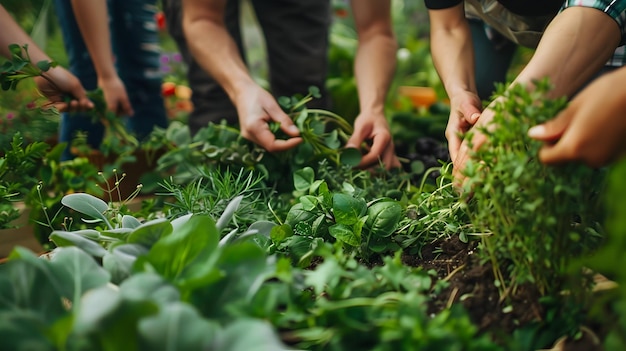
[402,236,603,351]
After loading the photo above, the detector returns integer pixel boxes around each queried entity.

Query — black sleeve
[424,0,463,10]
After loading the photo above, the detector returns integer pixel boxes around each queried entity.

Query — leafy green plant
[276,86,361,167]
[461,80,606,299]
[0,44,57,91]
[0,133,48,228]
[266,245,502,351]
[0,246,290,351]
[271,166,405,263]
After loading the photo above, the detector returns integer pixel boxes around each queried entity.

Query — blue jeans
[54,0,168,160]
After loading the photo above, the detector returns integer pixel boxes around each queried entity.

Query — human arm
[345,0,400,169]
[428,3,482,163]
[528,65,626,167]
[453,6,622,179]
[0,5,93,112]
[70,0,133,116]
[182,0,301,152]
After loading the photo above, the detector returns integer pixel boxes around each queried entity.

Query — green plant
[0,133,48,228]
[461,80,606,299]
[268,245,502,351]
[276,86,361,168]
[0,245,290,351]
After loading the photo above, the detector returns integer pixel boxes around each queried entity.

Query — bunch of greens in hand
[1,44,138,165]
[275,86,362,167]
[83,88,139,161]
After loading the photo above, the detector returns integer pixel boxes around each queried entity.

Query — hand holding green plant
[1,43,93,112]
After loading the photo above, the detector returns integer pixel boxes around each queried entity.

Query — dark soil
[401,236,604,351]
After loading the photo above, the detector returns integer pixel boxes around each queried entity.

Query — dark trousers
[469,19,517,101]
[54,0,168,160]
[161,0,332,135]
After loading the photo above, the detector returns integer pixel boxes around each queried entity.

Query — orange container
[398,86,438,109]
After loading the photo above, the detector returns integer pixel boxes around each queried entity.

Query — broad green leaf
[0,248,68,324]
[365,199,403,237]
[103,244,149,283]
[122,215,141,229]
[119,273,180,305]
[138,302,218,351]
[270,224,292,243]
[143,215,218,280]
[285,203,318,226]
[243,220,276,239]
[50,231,108,257]
[213,319,289,351]
[329,223,360,247]
[189,243,267,318]
[293,167,315,191]
[73,285,158,349]
[49,247,111,303]
[61,193,112,229]
[127,218,172,247]
[332,193,367,225]
[0,311,55,351]
[101,228,133,241]
[300,195,319,211]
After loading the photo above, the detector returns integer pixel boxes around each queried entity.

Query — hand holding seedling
[528,66,626,167]
[235,83,303,152]
[346,112,400,170]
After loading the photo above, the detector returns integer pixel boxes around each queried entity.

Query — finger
[460,100,482,124]
[382,147,401,170]
[77,97,95,111]
[528,111,572,142]
[120,99,134,117]
[447,134,462,164]
[252,125,302,152]
[537,143,572,165]
[358,133,390,169]
[266,105,300,137]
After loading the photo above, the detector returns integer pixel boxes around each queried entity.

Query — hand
[528,70,626,168]
[445,90,482,162]
[234,84,302,152]
[451,107,497,186]
[346,112,400,170]
[98,75,134,116]
[444,90,484,187]
[34,66,94,112]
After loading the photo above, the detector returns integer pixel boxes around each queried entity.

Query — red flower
[162,82,176,97]
[155,11,166,31]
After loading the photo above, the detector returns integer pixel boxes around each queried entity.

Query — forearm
[513,7,621,98]
[354,33,397,114]
[428,7,476,97]
[71,0,117,79]
[182,0,254,102]
[0,6,51,63]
